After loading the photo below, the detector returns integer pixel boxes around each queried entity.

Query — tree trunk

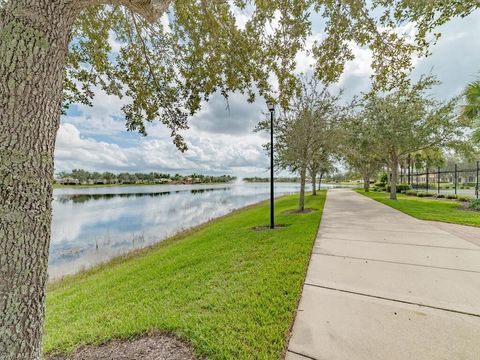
[0,2,78,358]
[298,167,306,211]
[311,171,317,196]
[363,174,370,192]
[318,173,323,191]
[0,1,170,358]
[390,158,399,200]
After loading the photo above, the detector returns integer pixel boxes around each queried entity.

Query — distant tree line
[55,169,236,185]
[243,177,300,183]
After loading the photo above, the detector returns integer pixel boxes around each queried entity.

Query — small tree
[309,147,337,195]
[341,111,384,192]
[362,76,468,200]
[262,77,341,211]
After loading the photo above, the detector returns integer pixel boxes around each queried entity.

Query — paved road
[286,189,480,360]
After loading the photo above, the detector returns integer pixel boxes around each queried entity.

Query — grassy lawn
[357,190,480,227]
[44,192,326,359]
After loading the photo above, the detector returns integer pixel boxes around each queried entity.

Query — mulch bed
[281,208,317,215]
[46,332,199,360]
[458,202,479,211]
[252,224,288,231]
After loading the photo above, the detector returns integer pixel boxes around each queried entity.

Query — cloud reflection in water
[49,183,308,279]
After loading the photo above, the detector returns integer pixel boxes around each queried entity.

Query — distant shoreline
[53,180,358,189]
[53,182,234,189]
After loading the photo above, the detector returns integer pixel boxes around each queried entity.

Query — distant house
[56,177,79,185]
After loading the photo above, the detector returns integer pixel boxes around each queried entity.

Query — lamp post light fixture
[267,100,275,229]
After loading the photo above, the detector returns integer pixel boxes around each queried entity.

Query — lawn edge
[48,195,290,291]
[280,190,328,360]
[355,189,480,228]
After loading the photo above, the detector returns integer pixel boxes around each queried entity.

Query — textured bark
[0,2,78,359]
[390,156,399,200]
[0,0,169,358]
[311,171,317,196]
[298,167,306,211]
[363,175,370,192]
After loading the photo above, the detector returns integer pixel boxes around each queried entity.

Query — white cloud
[160,12,172,33]
[295,33,324,73]
[342,43,373,78]
[55,122,269,176]
[55,9,480,178]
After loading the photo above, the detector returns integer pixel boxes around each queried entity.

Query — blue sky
[54,9,480,178]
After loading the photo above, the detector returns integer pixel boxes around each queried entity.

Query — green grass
[44,192,326,359]
[356,190,480,227]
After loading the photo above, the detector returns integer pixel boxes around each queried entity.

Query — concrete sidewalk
[286,189,480,360]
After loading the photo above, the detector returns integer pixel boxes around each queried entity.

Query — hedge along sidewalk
[356,189,480,227]
[44,192,327,359]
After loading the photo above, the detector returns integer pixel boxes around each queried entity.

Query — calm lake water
[49,182,340,279]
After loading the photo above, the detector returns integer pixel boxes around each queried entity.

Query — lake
[49,182,341,279]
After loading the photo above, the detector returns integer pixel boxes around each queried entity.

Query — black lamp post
[267,100,275,229]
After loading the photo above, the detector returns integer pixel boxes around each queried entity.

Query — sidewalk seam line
[315,237,480,251]
[312,252,480,274]
[304,283,480,318]
[287,350,318,360]
[320,225,447,235]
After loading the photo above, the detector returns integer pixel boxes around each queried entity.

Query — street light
[266,100,275,229]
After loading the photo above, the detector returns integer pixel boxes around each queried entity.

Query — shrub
[417,192,433,198]
[457,195,473,202]
[405,190,418,196]
[385,184,411,193]
[446,194,458,200]
[434,194,446,199]
[396,184,412,192]
[469,199,480,211]
[378,173,388,184]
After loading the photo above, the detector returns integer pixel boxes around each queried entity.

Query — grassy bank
[44,192,327,359]
[357,190,480,227]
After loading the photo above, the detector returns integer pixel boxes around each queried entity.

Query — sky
[54,9,480,178]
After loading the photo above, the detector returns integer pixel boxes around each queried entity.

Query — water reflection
[49,182,339,279]
[56,187,229,204]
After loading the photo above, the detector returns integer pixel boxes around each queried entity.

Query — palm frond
[461,80,480,121]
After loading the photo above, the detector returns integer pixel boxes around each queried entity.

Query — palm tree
[462,80,480,120]
[462,80,480,142]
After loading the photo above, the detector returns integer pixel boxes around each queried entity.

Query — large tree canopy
[53,0,436,148]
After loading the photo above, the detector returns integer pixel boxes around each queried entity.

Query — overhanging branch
[79,0,170,22]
